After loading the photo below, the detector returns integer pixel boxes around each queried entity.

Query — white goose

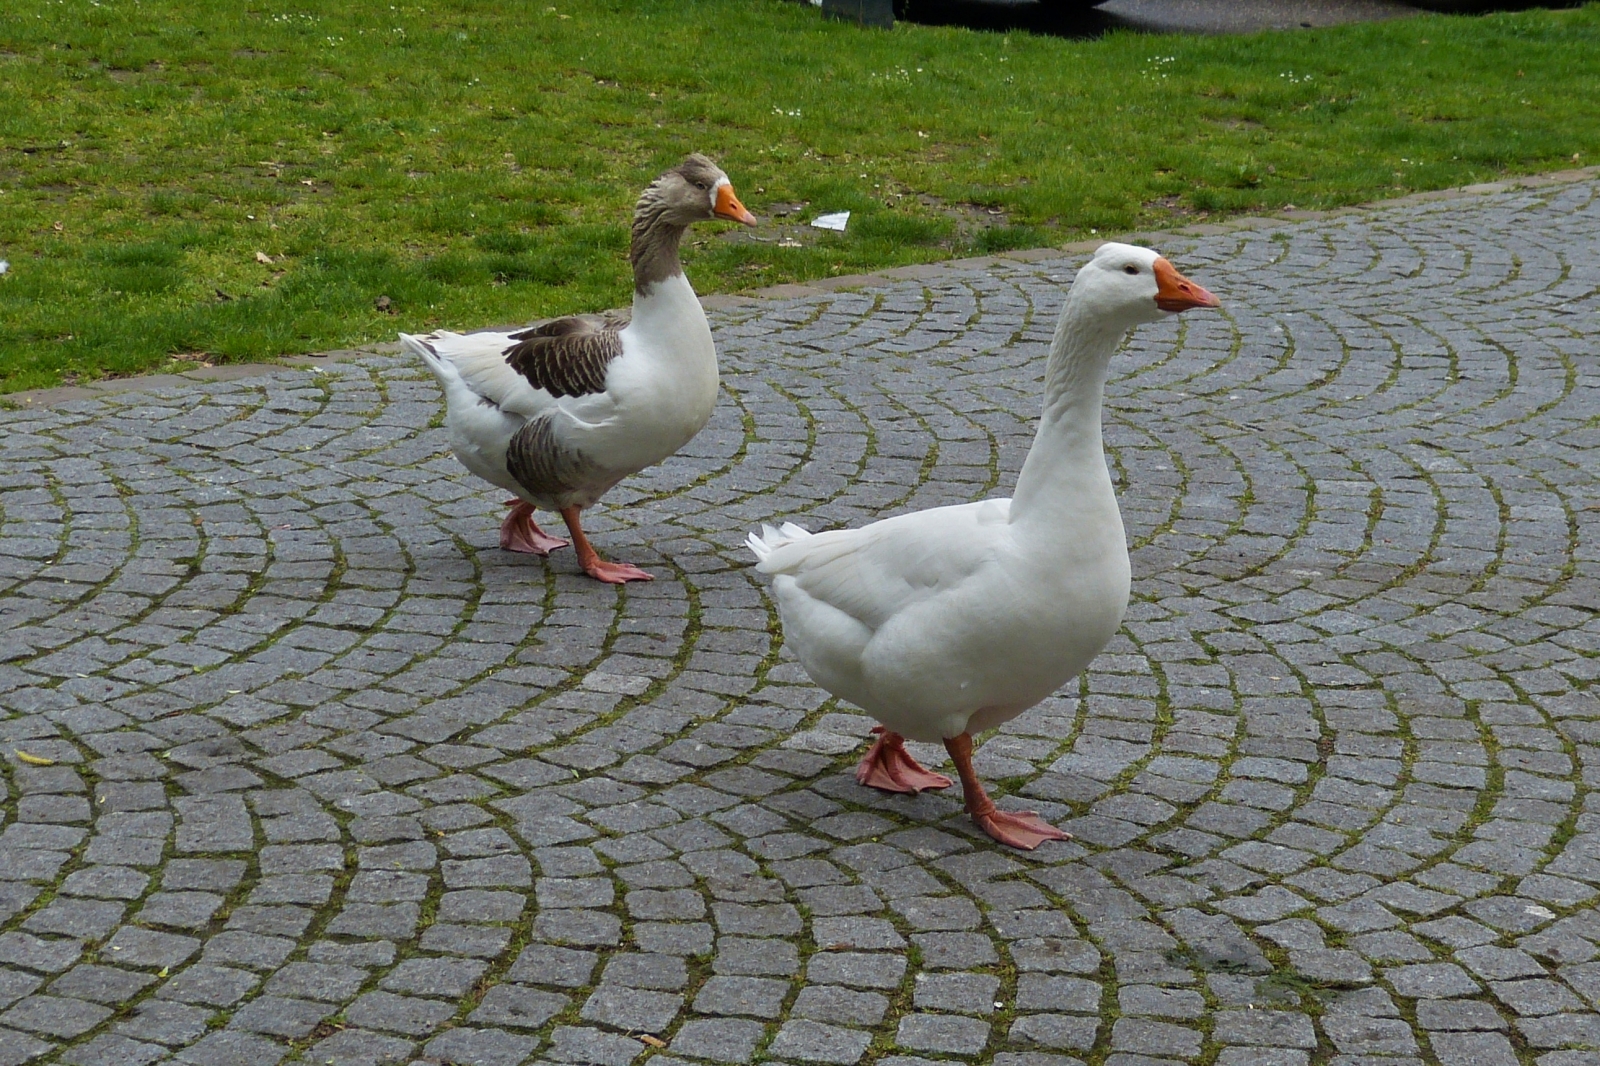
[749,243,1219,849]
[402,154,756,583]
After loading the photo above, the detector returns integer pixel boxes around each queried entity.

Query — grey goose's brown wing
[503,312,628,399]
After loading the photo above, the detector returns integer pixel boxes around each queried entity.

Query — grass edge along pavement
[3,0,1600,391]
[5,159,1598,412]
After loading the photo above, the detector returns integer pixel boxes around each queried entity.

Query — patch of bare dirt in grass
[926,193,1014,231]
[1142,194,1204,220]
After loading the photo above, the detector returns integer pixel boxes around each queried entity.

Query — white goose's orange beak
[714,182,758,226]
[1153,257,1220,312]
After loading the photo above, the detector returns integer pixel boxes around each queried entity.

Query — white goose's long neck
[1009,293,1126,526]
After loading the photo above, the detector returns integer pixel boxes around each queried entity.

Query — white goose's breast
[868,543,1130,727]
[1003,560,1128,682]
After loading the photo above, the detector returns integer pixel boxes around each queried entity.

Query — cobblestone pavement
[1,177,1598,1066]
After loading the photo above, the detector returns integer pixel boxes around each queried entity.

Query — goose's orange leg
[501,501,570,555]
[560,506,653,584]
[856,726,952,793]
[944,733,1071,850]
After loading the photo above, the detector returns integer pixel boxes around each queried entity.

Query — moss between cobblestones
[4,181,1599,1066]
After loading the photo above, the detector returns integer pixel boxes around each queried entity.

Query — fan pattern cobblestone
[0,179,1598,1066]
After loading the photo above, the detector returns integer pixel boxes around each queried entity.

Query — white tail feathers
[746,521,811,565]
[400,332,450,383]
[398,332,436,358]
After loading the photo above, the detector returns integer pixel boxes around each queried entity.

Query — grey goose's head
[637,153,757,229]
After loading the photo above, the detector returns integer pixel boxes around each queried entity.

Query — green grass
[2,0,1599,392]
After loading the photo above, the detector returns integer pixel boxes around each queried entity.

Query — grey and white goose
[402,154,756,583]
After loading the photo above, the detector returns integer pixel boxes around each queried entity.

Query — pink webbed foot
[971,807,1072,851]
[943,731,1072,851]
[500,501,569,556]
[558,505,653,584]
[580,558,655,585]
[856,726,953,794]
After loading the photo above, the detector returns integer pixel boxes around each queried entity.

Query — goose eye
[694,180,709,190]
[1123,265,1139,275]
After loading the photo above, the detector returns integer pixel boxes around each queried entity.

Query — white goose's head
[1072,242,1220,327]
[642,153,758,228]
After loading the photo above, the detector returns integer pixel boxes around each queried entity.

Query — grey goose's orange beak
[1153,257,1220,312]
[715,182,758,226]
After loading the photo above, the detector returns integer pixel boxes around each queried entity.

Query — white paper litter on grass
[810,211,850,231]
[0,261,8,276]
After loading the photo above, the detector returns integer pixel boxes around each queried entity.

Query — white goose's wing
[756,498,1012,631]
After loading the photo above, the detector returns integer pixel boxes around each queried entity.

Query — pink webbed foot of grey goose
[580,558,655,584]
[561,506,654,585]
[856,726,953,793]
[499,501,570,556]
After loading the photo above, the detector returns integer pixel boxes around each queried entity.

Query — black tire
[896,0,1105,15]
[1407,0,1582,9]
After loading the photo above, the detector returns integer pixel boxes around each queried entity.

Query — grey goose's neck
[629,191,689,296]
